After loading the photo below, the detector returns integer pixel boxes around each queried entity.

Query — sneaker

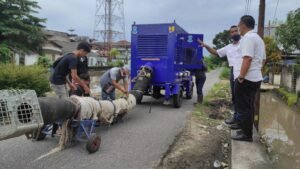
[225,117,236,125]
[231,132,253,142]
[229,123,241,130]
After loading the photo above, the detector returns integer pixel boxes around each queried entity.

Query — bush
[219,67,230,80]
[37,55,52,68]
[0,64,51,96]
[275,88,297,106]
[107,60,124,67]
[204,55,225,71]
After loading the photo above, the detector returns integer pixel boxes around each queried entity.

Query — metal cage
[0,90,44,141]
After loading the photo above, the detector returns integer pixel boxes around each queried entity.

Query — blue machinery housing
[130,22,204,108]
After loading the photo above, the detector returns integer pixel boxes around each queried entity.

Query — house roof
[52,41,79,54]
[92,40,130,48]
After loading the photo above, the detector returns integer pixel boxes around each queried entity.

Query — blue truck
[130,21,204,108]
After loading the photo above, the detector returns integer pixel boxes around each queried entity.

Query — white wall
[14,53,20,65]
[296,76,300,93]
[25,54,39,65]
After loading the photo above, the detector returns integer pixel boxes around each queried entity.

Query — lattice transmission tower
[93,0,125,49]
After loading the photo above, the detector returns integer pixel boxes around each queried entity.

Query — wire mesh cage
[0,90,44,141]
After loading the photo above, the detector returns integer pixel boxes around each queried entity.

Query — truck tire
[136,94,143,104]
[173,89,183,108]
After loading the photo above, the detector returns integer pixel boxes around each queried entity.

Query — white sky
[35,0,300,48]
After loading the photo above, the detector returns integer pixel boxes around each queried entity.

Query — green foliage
[109,48,120,59]
[0,0,46,54]
[107,60,124,67]
[219,67,230,80]
[0,64,50,96]
[276,8,300,53]
[37,55,52,68]
[204,55,224,71]
[0,43,10,63]
[212,30,231,49]
[275,88,297,106]
[204,81,230,104]
[264,36,282,62]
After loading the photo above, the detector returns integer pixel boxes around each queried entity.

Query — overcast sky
[35,0,300,47]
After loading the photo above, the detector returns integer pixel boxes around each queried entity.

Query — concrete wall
[88,57,107,66]
[274,74,281,85]
[25,54,39,65]
[14,53,20,65]
[281,67,293,91]
[296,76,300,93]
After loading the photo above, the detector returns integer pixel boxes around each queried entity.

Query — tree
[0,0,46,57]
[108,48,120,61]
[263,36,282,63]
[276,8,300,53]
[212,30,231,49]
[209,29,231,67]
[0,43,10,63]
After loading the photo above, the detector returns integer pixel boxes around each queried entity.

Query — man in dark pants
[198,26,241,123]
[231,15,266,141]
[194,66,207,104]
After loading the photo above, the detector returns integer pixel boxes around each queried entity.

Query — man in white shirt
[198,25,241,125]
[231,15,266,142]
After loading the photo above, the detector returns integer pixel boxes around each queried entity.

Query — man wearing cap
[100,65,130,100]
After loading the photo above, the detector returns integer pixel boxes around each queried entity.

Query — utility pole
[254,0,265,131]
[257,0,265,38]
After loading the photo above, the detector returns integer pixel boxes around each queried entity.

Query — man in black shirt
[77,55,88,75]
[50,42,91,98]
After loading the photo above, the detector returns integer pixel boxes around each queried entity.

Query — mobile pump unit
[130,21,204,108]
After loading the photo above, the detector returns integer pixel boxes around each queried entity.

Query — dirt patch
[154,100,231,169]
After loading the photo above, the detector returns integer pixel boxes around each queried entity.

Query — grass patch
[193,80,232,126]
[204,81,231,105]
[219,67,230,80]
[275,88,297,106]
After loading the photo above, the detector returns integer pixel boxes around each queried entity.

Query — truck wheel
[136,95,143,104]
[86,134,101,153]
[186,82,194,99]
[173,89,183,108]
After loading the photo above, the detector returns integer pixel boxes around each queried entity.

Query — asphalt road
[0,69,221,169]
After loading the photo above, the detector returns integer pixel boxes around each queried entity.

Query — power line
[249,0,252,14]
[273,0,280,21]
[245,0,249,14]
[245,0,252,15]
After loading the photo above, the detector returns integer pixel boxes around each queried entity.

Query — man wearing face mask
[198,25,241,127]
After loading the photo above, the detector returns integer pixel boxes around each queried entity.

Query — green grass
[203,81,230,105]
[275,88,297,106]
[193,81,231,125]
[219,67,230,80]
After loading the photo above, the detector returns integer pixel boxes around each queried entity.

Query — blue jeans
[101,90,116,100]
